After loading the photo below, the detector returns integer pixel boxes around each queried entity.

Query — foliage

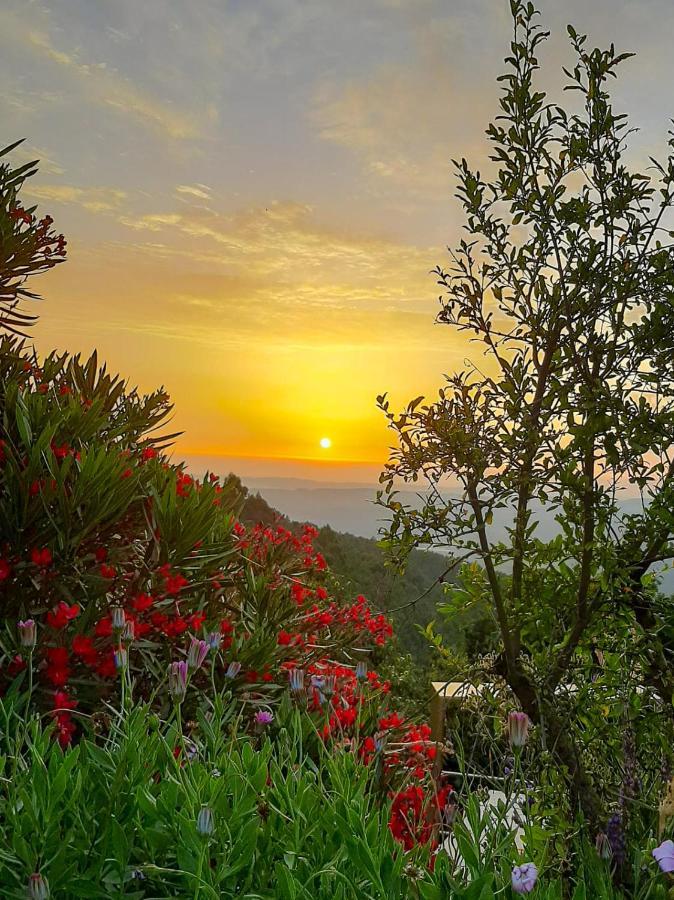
[377,0,674,841]
[0,694,670,899]
[237,480,497,663]
[0,139,67,334]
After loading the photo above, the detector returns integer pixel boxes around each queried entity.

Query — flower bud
[18,619,37,649]
[207,631,221,650]
[168,660,188,700]
[196,805,214,836]
[187,637,209,670]
[507,711,530,748]
[225,660,241,679]
[121,619,135,642]
[28,873,50,900]
[114,648,128,670]
[111,606,125,630]
[288,668,305,694]
[595,831,612,860]
[355,660,367,681]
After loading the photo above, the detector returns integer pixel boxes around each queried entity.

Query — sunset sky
[2,0,673,478]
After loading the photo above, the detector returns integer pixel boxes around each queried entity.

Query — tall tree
[378,0,674,827]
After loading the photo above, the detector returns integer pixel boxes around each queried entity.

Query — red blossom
[30,547,52,567]
[46,601,80,629]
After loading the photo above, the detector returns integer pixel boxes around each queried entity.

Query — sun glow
[319,437,332,449]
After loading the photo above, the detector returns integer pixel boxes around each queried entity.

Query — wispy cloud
[176,184,212,201]
[27,184,127,213]
[1,14,198,139]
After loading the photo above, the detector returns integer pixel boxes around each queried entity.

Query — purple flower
[511,862,538,894]
[187,637,209,670]
[653,839,674,873]
[18,619,37,648]
[255,709,273,726]
[114,648,128,670]
[225,660,241,679]
[507,711,530,748]
[168,660,188,700]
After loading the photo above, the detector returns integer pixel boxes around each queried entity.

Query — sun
[319,437,332,450]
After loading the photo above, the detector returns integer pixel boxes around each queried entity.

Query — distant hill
[236,478,492,661]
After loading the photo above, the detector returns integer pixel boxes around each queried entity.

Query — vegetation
[3,0,674,895]
[379,0,674,859]
[237,479,495,663]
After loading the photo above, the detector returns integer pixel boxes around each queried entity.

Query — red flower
[94,547,107,562]
[96,651,117,678]
[164,572,188,595]
[94,616,113,637]
[31,547,52,567]
[72,635,97,666]
[141,447,157,461]
[0,559,11,581]
[53,690,77,711]
[132,593,154,612]
[46,601,80,629]
[7,654,27,677]
[45,646,70,686]
[100,564,116,579]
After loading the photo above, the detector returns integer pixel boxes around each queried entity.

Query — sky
[2,0,674,480]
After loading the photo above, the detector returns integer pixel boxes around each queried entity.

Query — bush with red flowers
[0,141,450,858]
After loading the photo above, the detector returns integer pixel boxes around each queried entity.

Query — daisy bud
[121,619,135,642]
[168,660,188,701]
[187,637,209,670]
[507,711,530,748]
[225,660,241,679]
[288,668,305,694]
[18,619,37,649]
[595,831,612,860]
[196,805,214,836]
[355,660,367,681]
[114,648,128,670]
[207,631,221,650]
[111,606,125,630]
[28,873,50,900]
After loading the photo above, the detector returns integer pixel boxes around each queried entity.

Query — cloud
[176,184,212,201]
[118,200,436,301]
[27,184,127,213]
[310,6,505,193]
[1,14,198,139]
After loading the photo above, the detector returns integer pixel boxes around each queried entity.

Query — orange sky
[3,0,672,476]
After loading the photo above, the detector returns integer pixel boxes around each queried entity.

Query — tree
[378,0,674,829]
